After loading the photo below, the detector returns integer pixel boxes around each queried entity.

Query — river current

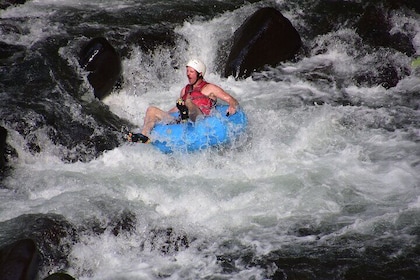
[1,0,419,279]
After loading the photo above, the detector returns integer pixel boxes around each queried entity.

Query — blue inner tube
[150,105,247,153]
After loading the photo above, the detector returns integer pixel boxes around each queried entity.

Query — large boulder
[224,7,302,78]
[79,37,122,100]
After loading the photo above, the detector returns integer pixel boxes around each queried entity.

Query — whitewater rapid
[1,0,419,279]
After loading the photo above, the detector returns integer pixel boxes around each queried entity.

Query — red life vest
[182,81,216,115]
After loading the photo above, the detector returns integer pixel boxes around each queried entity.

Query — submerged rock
[146,227,190,255]
[356,5,415,56]
[0,213,78,275]
[43,272,76,280]
[0,0,28,10]
[1,33,131,163]
[0,239,40,280]
[355,63,403,89]
[0,126,6,170]
[0,238,76,280]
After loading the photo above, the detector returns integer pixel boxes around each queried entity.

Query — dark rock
[305,0,363,38]
[0,239,40,280]
[0,126,18,188]
[383,0,420,14]
[43,272,76,280]
[0,0,28,10]
[79,209,137,236]
[0,126,7,170]
[356,6,392,47]
[111,210,137,236]
[355,63,403,89]
[356,5,415,55]
[125,28,176,55]
[1,34,131,163]
[79,37,122,100]
[0,237,77,280]
[303,1,415,55]
[224,7,302,78]
[405,0,420,13]
[146,227,189,255]
[376,64,400,89]
[0,41,25,60]
[0,214,78,273]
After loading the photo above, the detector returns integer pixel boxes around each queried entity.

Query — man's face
[186,66,199,84]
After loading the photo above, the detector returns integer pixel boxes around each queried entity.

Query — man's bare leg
[141,106,174,136]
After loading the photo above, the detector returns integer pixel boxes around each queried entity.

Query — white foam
[2,1,420,279]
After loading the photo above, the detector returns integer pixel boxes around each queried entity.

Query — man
[128,59,239,143]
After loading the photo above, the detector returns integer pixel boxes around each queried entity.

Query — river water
[1,0,419,279]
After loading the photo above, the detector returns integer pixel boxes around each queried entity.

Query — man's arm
[206,84,239,115]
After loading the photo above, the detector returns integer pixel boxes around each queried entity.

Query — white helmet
[186,59,206,77]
